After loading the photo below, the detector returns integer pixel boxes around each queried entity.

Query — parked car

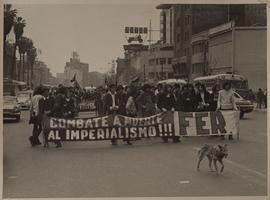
[17,90,33,110]
[234,91,254,119]
[3,96,21,122]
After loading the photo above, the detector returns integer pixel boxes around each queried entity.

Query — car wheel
[15,116,20,122]
[240,111,244,119]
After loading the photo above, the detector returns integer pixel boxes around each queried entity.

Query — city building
[60,52,89,87]
[206,22,266,90]
[32,60,56,88]
[116,42,174,85]
[156,4,266,80]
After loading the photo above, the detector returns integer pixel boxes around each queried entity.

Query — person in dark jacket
[40,88,55,147]
[181,84,198,112]
[257,88,264,109]
[157,84,180,143]
[157,84,176,112]
[196,84,214,112]
[51,86,66,148]
[116,85,128,116]
[136,84,156,117]
[103,84,120,145]
[63,89,75,118]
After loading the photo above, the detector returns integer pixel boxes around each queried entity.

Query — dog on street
[197,144,228,174]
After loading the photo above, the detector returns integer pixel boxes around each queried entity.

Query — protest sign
[43,111,239,141]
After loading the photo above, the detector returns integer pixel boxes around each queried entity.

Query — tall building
[62,52,89,87]
[156,4,266,80]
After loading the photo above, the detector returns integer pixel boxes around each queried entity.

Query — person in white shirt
[217,82,238,140]
[29,86,44,146]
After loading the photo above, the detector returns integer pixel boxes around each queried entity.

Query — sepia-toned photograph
[2,1,267,199]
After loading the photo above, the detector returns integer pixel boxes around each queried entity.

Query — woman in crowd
[181,84,198,112]
[217,82,238,140]
[196,84,214,112]
[157,84,180,143]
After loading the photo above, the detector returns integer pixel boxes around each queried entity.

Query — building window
[192,43,204,55]
[160,58,166,65]
[177,18,181,27]
[177,33,180,43]
[185,15,191,25]
[192,63,204,74]
[168,58,172,64]
[184,31,189,41]
[168,72,174,78]
[184,48,190,56]
[156,58,159,65]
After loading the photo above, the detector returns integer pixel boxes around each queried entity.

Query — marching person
[157,84,180,143]
[196,84,214,112]
[51,86,66,148]
[29,86,44,146]
[63,89,75,118]
[103,84,119,145]
[136,84,156,117]
[116,85,128,116]
[40,87,55,148]
[217,82,238,140]
[181,84,198,112]
[124,88,137,145]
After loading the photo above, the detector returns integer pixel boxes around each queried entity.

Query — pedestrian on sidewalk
[256,88,264,109]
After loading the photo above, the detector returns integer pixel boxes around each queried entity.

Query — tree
[12,16,26,80]
[4,4,17,78]
[17,36,29,81]
[26,40,37,87]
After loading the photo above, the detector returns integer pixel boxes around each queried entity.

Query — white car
[17,90,33,110]
[3,96,21,122]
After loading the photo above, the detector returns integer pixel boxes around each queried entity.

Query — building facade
[59,52,89,87]
[156,4,266,80]
[116,42,174,85]
[207,23,266,90]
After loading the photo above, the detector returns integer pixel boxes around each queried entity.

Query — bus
[193,74,249,99]
[3,78,28,96]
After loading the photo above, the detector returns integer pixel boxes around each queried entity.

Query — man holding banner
[103,84,120,145]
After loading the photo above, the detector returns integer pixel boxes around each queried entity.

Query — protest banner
[43,111,239,141]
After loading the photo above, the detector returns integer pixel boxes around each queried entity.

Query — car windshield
[4,96,17,104]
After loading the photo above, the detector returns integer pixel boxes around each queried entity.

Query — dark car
[3,96,21,122]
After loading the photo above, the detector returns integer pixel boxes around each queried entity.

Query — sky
[8,3,160,76]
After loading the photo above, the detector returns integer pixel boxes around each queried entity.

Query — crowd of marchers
[28,81,242,148]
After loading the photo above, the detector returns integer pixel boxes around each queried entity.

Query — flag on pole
[71,74,76,82]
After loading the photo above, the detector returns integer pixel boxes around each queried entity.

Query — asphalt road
[3,110,267,198]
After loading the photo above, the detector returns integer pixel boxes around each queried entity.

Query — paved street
[3,110,267,198]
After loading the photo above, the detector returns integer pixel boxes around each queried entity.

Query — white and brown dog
[197,144,228,174]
